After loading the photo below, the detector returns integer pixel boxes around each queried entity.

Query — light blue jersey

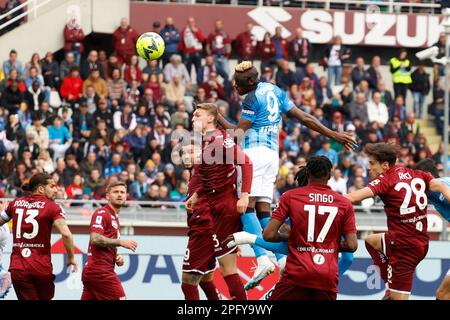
[241,82,295,151]
[429,177,450,222]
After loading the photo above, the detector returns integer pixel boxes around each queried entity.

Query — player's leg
[199,271,221,300]
[181,272,202,300]
[436,272,450,300]
[365,233,389,283]
[10,270,40,300]
[84,275,126,300]
[81,281,96,300]
[218,253,247,300]
[33,274,55,300]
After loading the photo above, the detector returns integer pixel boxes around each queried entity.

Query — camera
[415,46,439,61]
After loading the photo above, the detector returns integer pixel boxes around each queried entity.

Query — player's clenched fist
[116,255,124,267]
[236,192,249,214]
[185,193,199,214]
[120,239,138,252]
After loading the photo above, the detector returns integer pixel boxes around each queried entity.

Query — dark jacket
[410,69,431,95]
[289,37,312,68]
[323,44,351,64]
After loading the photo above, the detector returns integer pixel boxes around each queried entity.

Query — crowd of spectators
[0,14,447,205]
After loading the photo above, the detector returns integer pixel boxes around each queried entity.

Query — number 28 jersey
[1,194,66,275]
[241,82,295,151]
[367,164,434,248]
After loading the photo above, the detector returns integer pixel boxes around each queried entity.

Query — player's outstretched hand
[67,257,78,273]
[120,239,138,252]
[236,193,249,214]
[185,193,199,214]
[334,132,357,151]
[0,198,8,212]
[116,255,124,267]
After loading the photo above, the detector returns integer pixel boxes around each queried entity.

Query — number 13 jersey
[367,164,434,248]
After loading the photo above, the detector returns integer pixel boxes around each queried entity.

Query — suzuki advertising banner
[2,235,450,300]
[131,3,444,48]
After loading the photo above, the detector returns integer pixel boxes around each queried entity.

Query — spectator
[124,55,143,84]
[72,103,95,141]
[346,92,369,124]
[169,181,187,202]
[163,54,191,88]
[63,15,85,66]
[104,153,123,177]
[48,116,72,161]
[80,50,105,80]
[289,27,312,74]
[24,80,45,112]
[179,16,205,80]
[41,52,60,89]
[107,68,127,104]
[199,71,226,103]
[5,68,26,92]
[66,174,84,200]
[170,102,189,129]
[84,168,104,196]
[139,88,156,116]
[389,95,407,122]
[299,76,316,113]
[18,132,40,160]
[124,126,147,161]
[323,35,351,86]
[316,140,338,166]
[154,103,171,129]
[295,63,319,88]
[367,91,389,128]
[272,26,289,63]
[83,68,108,98]
[142,59,164,83]
[3,49,23,80]
[112,18,139,66]
[0,152,15,181]
[60,67,83,106]
[354,79,370,102]
[390,48,412,99]
[17,101,32,129]
[258,32,277,73]
[275,60,296,91]
[24,53,42,79]
[377,80,394,108]
[351,56,366,88]
[365,55,382,91]
[6,162,29,197]
[2,80,23,114]
[60,52,77,80]
[91,98,112,129]
[314,76,332,107]
[37,149,54,173]
[206,19,231,79]
[328,168,347,194]
[135,105,151,127]
[432,32,446,80]
[131,171,149,200]
[197,55,227,85]
[104,53,121,79]
[80,151,103,178]
[410,64,431,119]
[24,66,44,90]
[234,22,257,62]
[113,102,137,134]
[142,184,160,202]
[144,73,163,103]
[26,113,49,151]
[260,66,274,84]
[160,17,181,66]
[348,176,365,201]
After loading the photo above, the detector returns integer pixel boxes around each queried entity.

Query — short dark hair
[22,172,53,192]
[295,156,333,186]
[106,181,127,193]
[365,143,400,167]
[414,159,440,178]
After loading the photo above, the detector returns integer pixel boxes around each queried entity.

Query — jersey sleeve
[272,193,290,222]
[341,200,357,235]
[52,203,67,221]
[420,171,434,192]
[280,89,295,113]
[0,201,13,222]
[89,209,109,235]
[240,91,257,123]
[367,175,391,196]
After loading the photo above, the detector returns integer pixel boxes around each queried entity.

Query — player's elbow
[263,228,277,242]
[347,241,358,253]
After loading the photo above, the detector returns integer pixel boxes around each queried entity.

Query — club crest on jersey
[223,138,235,149]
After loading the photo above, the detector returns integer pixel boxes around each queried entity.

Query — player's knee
[219,259,237,277]
[182,272,201,286]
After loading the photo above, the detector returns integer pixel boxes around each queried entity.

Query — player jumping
[345,143,450,300]
[218,61,356,289]
[81,181,138,300]
[0,173,78,300]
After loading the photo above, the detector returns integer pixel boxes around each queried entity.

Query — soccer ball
[136,32,165,61]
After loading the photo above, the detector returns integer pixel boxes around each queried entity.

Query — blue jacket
[160,26,181,54]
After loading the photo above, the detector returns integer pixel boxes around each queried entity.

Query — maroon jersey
[272,183,356,292]
[208,31,231,57]
[197,128,252,195]
[187,165,213,233]
[235,31,257,60]
[3,194,66,275]
[83,205,120,278]
[367,164,434,248]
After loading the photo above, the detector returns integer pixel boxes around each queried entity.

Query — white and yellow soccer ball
[136,32,165,61]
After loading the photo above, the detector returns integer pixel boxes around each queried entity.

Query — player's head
[233,61,259,95]
[192,103,218,133]
[365,143,400,179]
[106,181,127,209]
[414,159,440,178]
[22,172,57,200]
[181,138,196,169]
[295,156,333,186]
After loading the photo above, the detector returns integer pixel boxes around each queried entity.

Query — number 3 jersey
[240,82,295,151]
[367,164,434,248]
[1,194,66,275]
[272,182,356,292]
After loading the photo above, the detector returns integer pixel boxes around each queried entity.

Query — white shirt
[328,45,341,66]
[367,101,389,125]
[0,224,9,269]
[328,177,347,195]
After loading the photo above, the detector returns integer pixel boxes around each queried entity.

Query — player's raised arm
[429,178,450,203]
[345,187,374,204]
[287,107,356,151]
[263,219,286,242]
[53,219,78,272]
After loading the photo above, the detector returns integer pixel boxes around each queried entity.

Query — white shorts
[0,224,9,267]
[447,268,450,276]
[244,146,279,203]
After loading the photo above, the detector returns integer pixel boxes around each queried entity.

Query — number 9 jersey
[240,82,295,151]
[367,164,434,248]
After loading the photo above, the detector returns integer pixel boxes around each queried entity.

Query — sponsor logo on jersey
[242,109,255,115]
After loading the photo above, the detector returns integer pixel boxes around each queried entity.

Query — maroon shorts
[81,273,126,300]
[183,201,217,274]
[206,187,242,259]
[383,233,428,294]
[269,277,337,300]
[10,270,55,300]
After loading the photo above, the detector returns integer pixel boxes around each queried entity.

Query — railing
[137,0,442,14]
[0,0,55,33]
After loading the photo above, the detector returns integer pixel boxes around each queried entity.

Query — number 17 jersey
[240,82,295,151]
[367,164,434,248]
